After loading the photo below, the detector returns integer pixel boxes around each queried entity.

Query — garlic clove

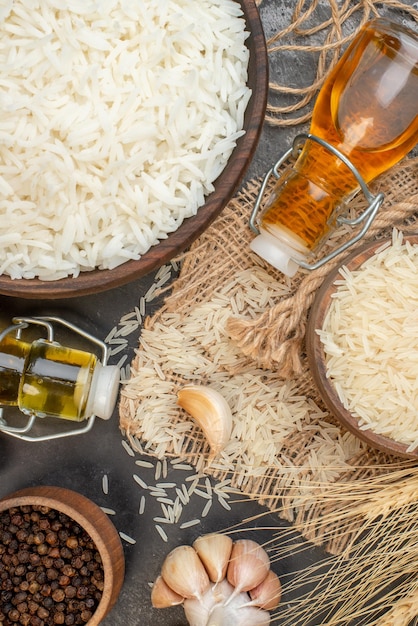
[248,569,282,610]
[177,385,232,462]
[161,545,210,602]
[193,533,233,584]
[150,575,184,608]
[226,540,271,601]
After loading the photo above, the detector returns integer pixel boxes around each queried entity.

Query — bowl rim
[0,485,125,624]
[0,0,269,300]
[306,234,418,460]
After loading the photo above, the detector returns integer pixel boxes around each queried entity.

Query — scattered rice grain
[149,489,167,498]
[153,517,173,525]
[217,496,232,511]
[139,297,146,317]
[155,461,162,481]
[157,497,175,505]
[201,499,212,518]
[139,496,146,515]
[172,463,195,471]
[133,474,148,490]
[119,531,137,545]
[193,488,212,500]
[180,519,201,529]
[135,460,155,469]
[122,440,135,457]
[155,525,168,542]
[100,507,116,516]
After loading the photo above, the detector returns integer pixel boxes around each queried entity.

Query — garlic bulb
[161,545,210,601]
[177,385,232,462]
[193,533,233,584]
[152,533,282,625]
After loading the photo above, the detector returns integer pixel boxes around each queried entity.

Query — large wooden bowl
[306,235,418,460]
[0,0,268,299]
[0,485,125,624]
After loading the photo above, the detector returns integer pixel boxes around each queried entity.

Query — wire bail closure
[0,316,112,442]
[249,133,385,271]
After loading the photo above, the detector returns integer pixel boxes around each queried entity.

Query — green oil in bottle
[0,335,31,406]
[18,339,97,422]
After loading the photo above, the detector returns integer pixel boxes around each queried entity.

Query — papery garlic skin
[184,580,233,626]
[184,580,270,626]
[177,385,233,462]
[221,606,271,626]
[184,592,214,626]
[206,587,270,626]
[210,579,236,604]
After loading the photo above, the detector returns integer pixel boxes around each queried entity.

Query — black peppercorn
[36,605,49,619]
[0,505,103,624]
[19,612,31,625]
[52,589,65,603]
[36,543,49,556]
[66,537,78,551]
[8,607,21,621]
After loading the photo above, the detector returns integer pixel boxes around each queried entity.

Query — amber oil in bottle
[252,18,418,274]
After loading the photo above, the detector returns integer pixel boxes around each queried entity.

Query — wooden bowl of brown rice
[306,232,418,460]
[0,0,268,299]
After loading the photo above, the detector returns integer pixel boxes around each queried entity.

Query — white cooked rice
[318,230,418,451]
[0,0,251,280]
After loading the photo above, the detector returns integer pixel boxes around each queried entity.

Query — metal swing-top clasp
[249,133,385,272]
[0,316,120,443]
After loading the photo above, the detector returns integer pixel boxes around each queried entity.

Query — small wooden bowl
[0,485,125,624]
[306,235,418,460]
[0,0,268,300]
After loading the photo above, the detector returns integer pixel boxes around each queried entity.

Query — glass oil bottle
[0,317,120,436]
[250,18,418,276]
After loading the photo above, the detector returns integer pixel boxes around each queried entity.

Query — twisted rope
[257,0,418,126]
[226,189,418,378]
[226,1,418,376]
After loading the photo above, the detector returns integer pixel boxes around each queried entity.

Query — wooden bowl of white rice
[0,0,268,299]
[306,232,418,459]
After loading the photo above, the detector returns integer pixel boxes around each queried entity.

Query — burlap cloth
[120,0,418,559]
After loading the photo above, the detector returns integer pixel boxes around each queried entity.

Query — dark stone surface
[1,2,417,624]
